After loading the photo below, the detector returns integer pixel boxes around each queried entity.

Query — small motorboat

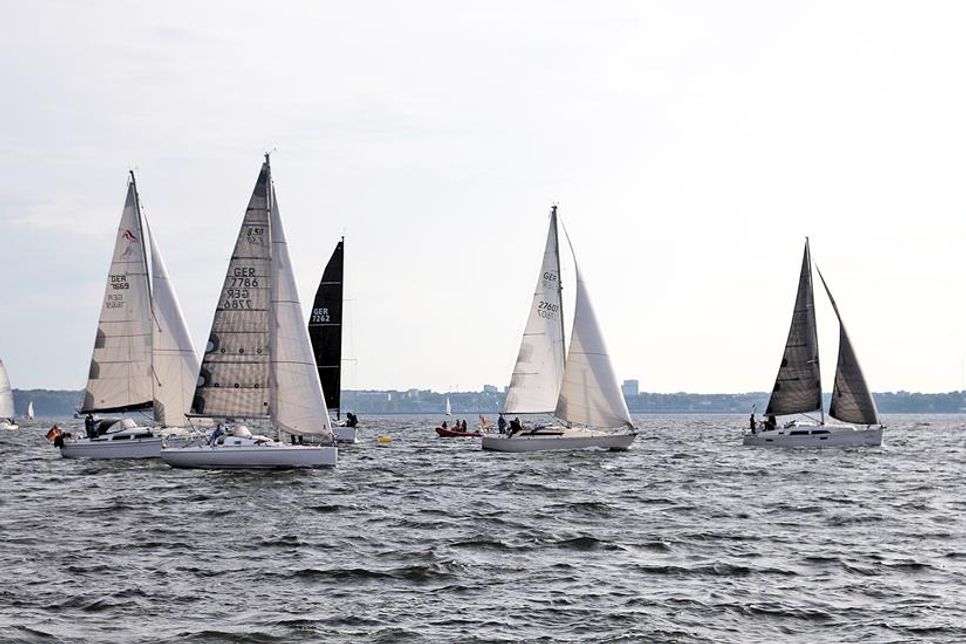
[435,426,482,438]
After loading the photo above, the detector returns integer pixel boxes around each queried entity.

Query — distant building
[621,379,639,398]
[483,384,498,394]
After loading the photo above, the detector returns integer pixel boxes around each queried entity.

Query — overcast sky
[2,1,965,394]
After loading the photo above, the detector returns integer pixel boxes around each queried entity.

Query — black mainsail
[765,240,823,417]
[816,268,880,426]
[308,239,344,416]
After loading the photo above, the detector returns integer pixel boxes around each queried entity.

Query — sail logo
[120,229,139,258]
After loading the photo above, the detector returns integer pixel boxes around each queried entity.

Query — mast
[265,153,279,432]
[129,171,153,304]
[551,205,566,360]
[805,237,823,424]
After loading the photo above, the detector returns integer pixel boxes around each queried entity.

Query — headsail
[0,360,14,418]
[146,216,200,426]
[765,240,822,417]
[503,207,567,414]
[816,268,880,426]
[191,163,273,418]
[554,266,634,429]
[268,184,332,438]
[308,239,344,414]
[81,179,154,414]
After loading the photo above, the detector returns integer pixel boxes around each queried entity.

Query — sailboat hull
[333,426,358,444]
[743,423,882,448]
[0,422,19,430]
[160,442,337,469]
[482,428,637,452]
[61,436,163,459]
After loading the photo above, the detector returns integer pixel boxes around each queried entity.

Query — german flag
[45,426,61,442]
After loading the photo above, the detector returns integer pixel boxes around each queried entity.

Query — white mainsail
[191,164,273,418]
[554,268,633,428]
[503,208,566,414]
[146,219,200,426]
[268,187,332,438]
[0,360,14,418]
[81,181,154,413]
[26,401,34,420]
[445,397,452,415]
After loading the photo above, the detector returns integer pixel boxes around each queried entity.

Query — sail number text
[542,271,557,283]
[224,267,258,309]
[537,300,559,320]
[109,275,129,290]
[311,307,331,323]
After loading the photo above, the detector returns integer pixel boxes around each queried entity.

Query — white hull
[482,428,637,453]
[743,423,882,448]
[161,442,337,469]
[0,421,19,430]
[60,436,164,459]
[333,426,358,444]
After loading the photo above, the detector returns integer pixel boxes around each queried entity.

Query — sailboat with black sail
[308,238,356,443]
[160,156,337,469]
[481,205,637,452]
[59,172,200,458]
[744,239,883,448]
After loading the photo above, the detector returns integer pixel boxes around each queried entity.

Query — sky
[2,1,966,394]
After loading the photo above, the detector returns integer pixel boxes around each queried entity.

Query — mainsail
[0,360,14,417]
[146,218,200,426]
[554,267,634,428]
[26,401,34,420]
[268,186,332,437]
[816,268,880,426]
[503,207,567,414]
[308,239,344,414]
[765,240,822,417]
[81,179,154,414]
[192,163,273,418]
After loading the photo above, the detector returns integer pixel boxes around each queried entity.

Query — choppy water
[1,414,965,643]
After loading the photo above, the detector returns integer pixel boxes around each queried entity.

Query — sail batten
[308,239,344,414]
[816,267,880,426]
[503,209,566,414]
[765,241,823,417]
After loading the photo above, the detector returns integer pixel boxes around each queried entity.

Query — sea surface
[1,414,964,643]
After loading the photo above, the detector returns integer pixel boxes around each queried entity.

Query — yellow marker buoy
[377,436,392,444]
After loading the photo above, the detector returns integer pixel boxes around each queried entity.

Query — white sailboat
[160,156,337,469]
[0,360,19,430]
[25,401,34,420]
[482,205,637,452]
[445,397,452,416]
[59,172,200,459]
[744,239,883,448]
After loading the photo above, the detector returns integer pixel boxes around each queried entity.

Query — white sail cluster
[82,176,199,426]
[504,207,632,430]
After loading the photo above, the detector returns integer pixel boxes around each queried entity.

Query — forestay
[766,241,822,416]
[146,219,200,426]
[817,268,880,426]
[308,239,344,413]
[503,210,566,414]
[554,269,633,428]
[192,164,273,418]
[82,182,154,414]
[0,360,14,417]
[268,188,332,437]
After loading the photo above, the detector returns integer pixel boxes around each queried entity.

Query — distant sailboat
[160,155,337,469]
[445,397,452,416]
[59,172,199,458]
[482,205,637,452]
[0,360,19,430]
[308,238,356,444]
[744,239,883,448]
[26,401,34,420]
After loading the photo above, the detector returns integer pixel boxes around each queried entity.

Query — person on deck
[440,420,448,430]
[84,413,96,439]
[209,423,225,446]
[508,417,523,436]
[749,412,757,433]
[765,415,777,431]
[345,413,359,428]
[497,414,507,434]
[460,419,468,432]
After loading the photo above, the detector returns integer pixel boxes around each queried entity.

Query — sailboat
[59,172,200,458]
[482,205,637,452]
[0,360,19,430]
[308,238,356,444]
[445,397,452,416]
[26,401,34,421]
[744,239,883,448]
[160,156,337,469]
